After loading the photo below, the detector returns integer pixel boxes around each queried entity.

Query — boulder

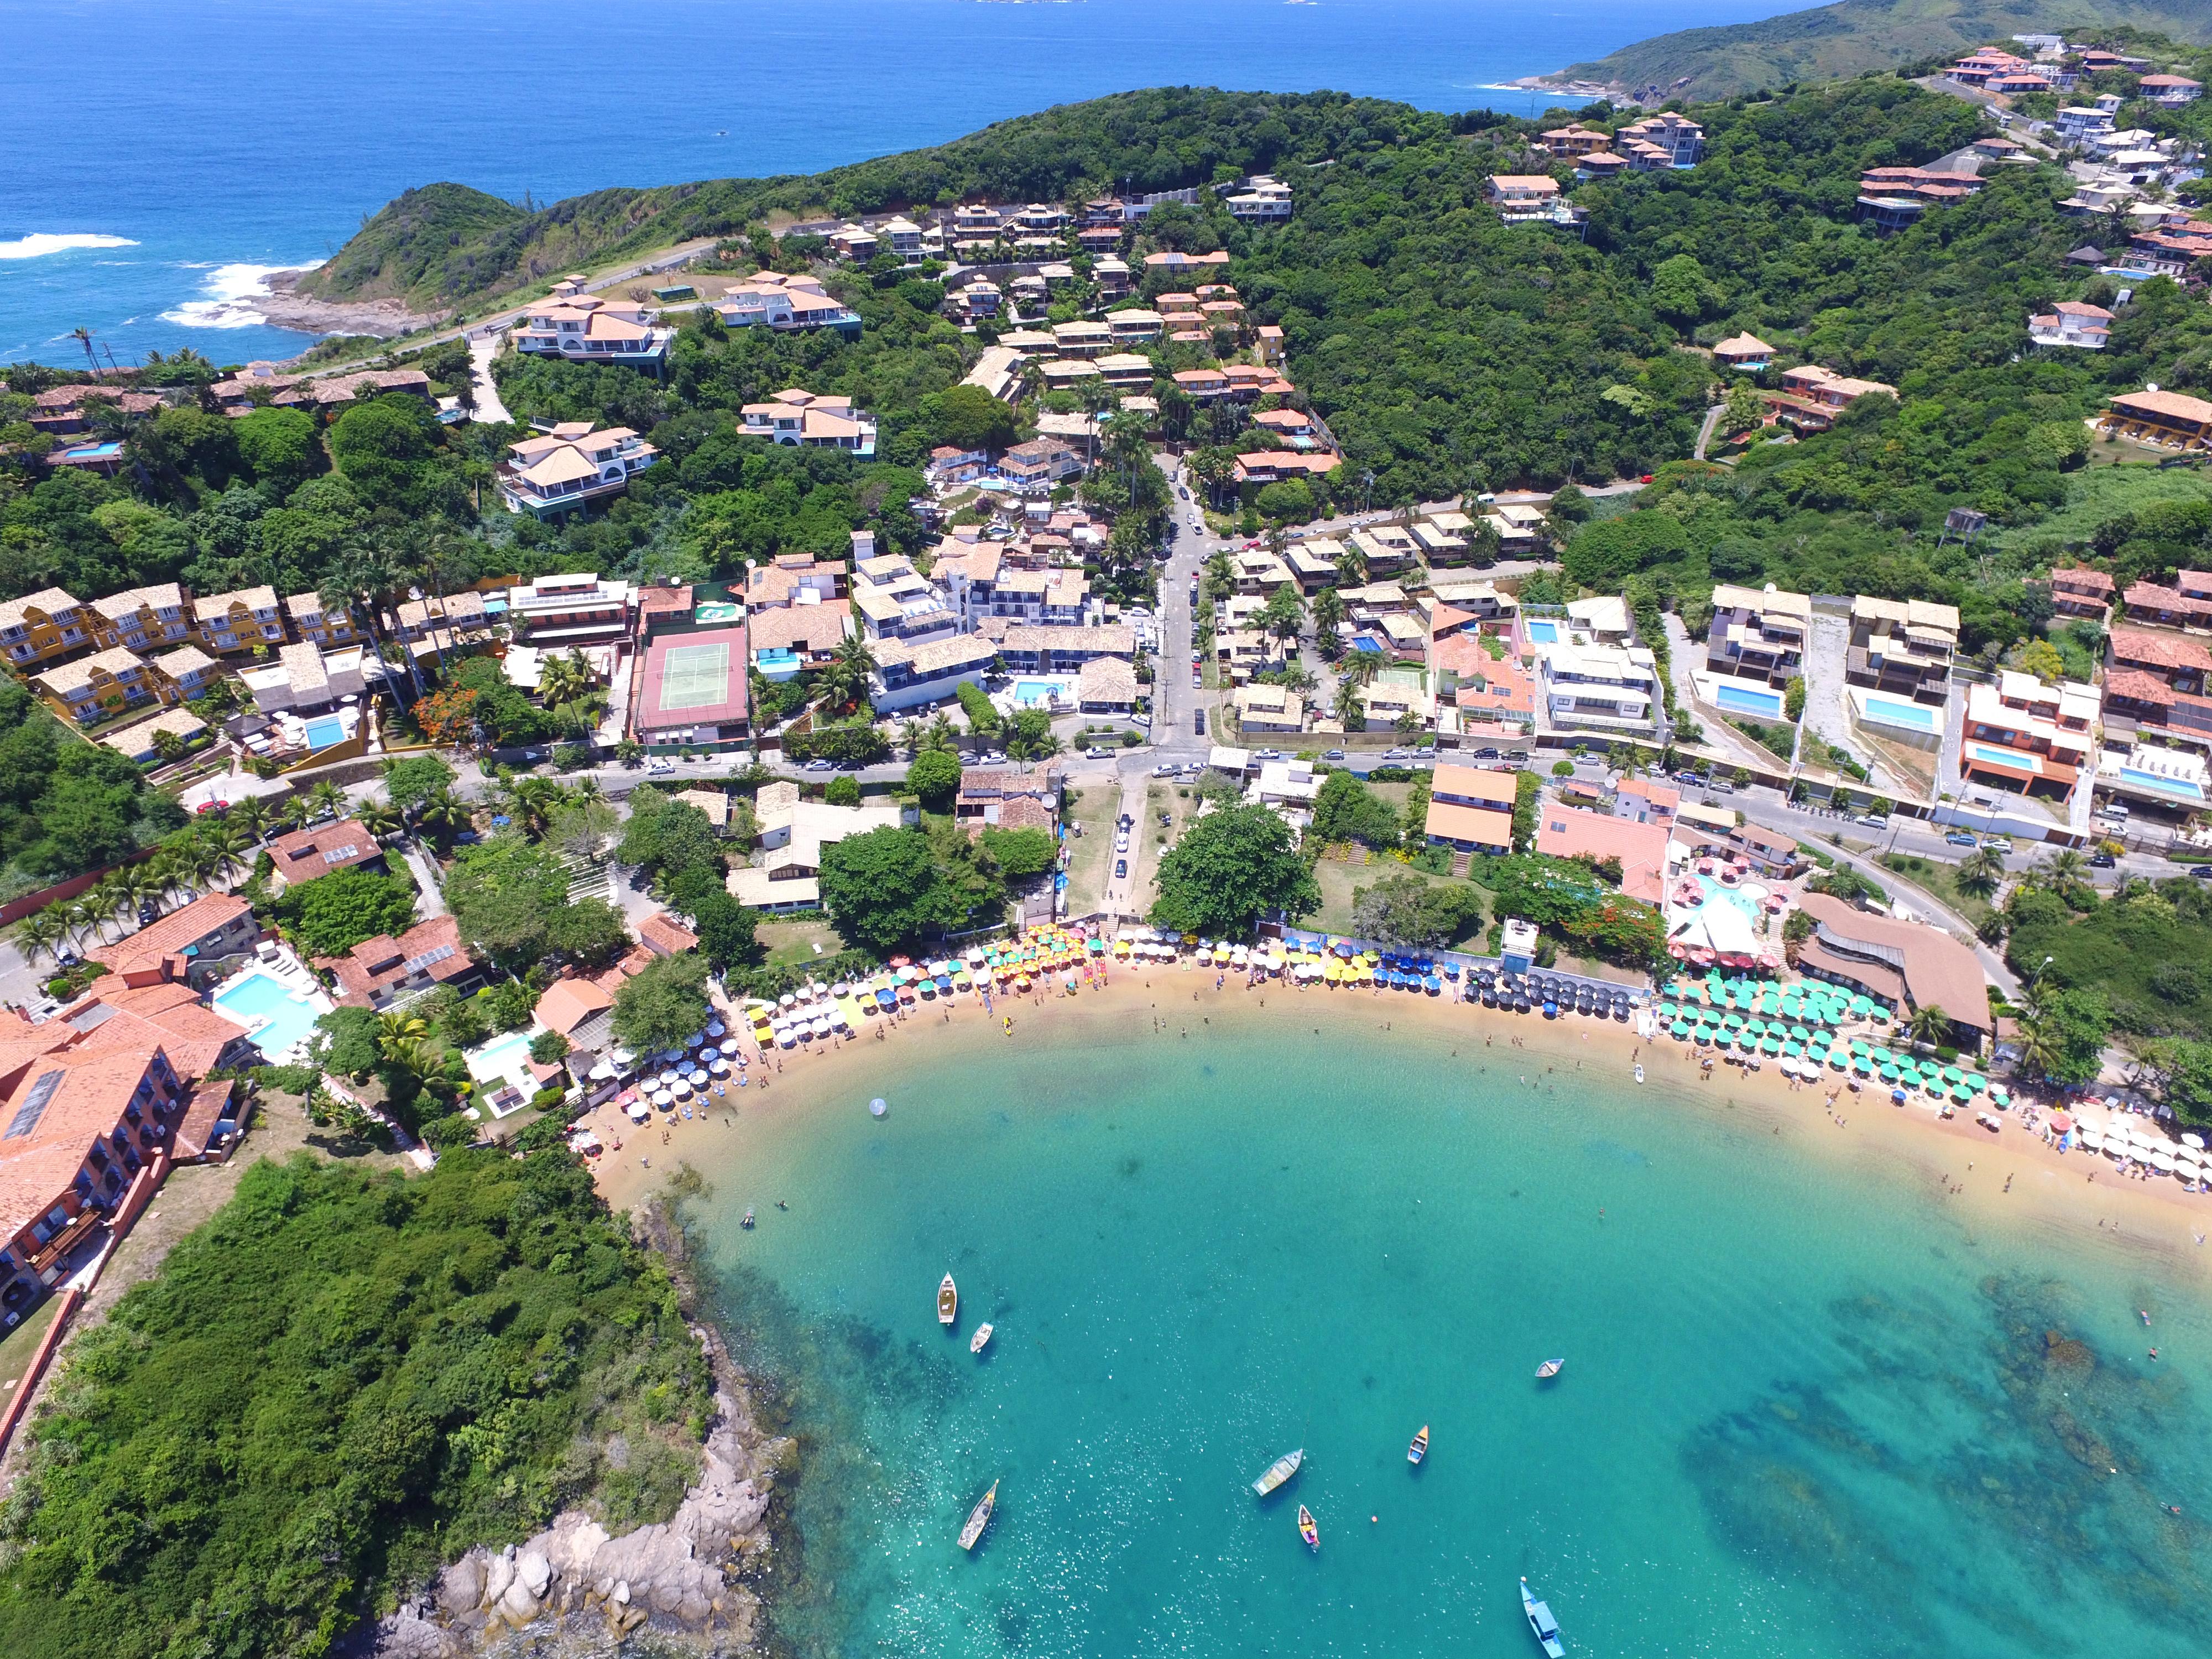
[515,1550,552,1600]
[435,1554,484,1618]
[497,1580,541,1628]
[480,1551,515,1610]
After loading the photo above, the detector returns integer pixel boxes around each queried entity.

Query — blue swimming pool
[1525,619,1560,643]
[1860,694,1939,732]
[2119,765,2205,799]
[1011,678,1073,707]
[1970,743,2041,774]
[213,971,322,1059]
[1695,873,1770,921]
[304,715,346,748]
[1713,682,1786,717]
[59,441,124,461]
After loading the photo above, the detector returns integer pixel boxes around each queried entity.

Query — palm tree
[228,794,275,843]
[1905,1004,1950,1049]
[62,899,104,953]
[1956,846,2007,899]
[2039,848,2088,890]
[358,799,405,841]
[817,634,878,714]
[171,837,224,897]
[1333,676,1366,732]
[413,792,472,844]
[900,718,925,758]
[924,713,959,754]
[539,650,596,710]
[124,864,170,922]
[71,326,101,379]
[1343,651,1382,690]
[2014,1016,2064,1084]
[377,1011,430,1061]
[12,910,67,971]
[306,780,346,822]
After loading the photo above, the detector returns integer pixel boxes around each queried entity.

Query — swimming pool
[304,714,347,748]
[58,441,124,461]
[466,1029,541,1115]
[1695,873,1770,922]
[212,971,325,1060]
[1970,742,2041,774]
[1525,619,1560,643]
[2118,765,2206,799]
[1713,681,1786,718]
[1011,677,1074,708]
[1859,694,1940,732]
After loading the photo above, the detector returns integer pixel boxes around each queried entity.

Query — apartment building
[1537,640,1661,735]
[1616,112,1704,167]
[2110,626,2212,693]
[1423,763,1517,854]
[150,644,223,702]
[852,555,958,646]
[0,588,90,670]
[739,389,877,456]
[2103,388,2212,449]
[1223,175,1293,221]
[2121,576,2212,630]
[2048,565,2116,621]
[1845,596,1959,701]
[1706,584,1811,686]
[240,641,372,715]
[497,424,660,517]
[506,573,635,645]
[284,591,358,647]
[870,631,998,713]
[983,622,1131,675]
[92,892,260,986]
[997,437,1083,493]
[192,585,286,656]
[1957,671,2100,801]
[714,272,863,336]
[30,646,172,724]
[747,553,845,610]
[88,583,191,654]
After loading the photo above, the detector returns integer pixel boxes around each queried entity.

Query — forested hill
[300,89,1428,312]
[1549,0,2212,100]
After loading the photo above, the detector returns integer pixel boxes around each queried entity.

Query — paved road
[468,337,511,423]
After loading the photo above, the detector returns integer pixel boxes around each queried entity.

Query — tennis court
[658,641,731,711]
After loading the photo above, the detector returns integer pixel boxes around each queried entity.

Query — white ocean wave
[0,232,140,261]
[160,260,312,330]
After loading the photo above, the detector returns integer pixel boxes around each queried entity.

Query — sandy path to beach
[588,961,2212,1286]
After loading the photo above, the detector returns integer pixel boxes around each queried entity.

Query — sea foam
[0,232,139,260]
[161,260,310,329]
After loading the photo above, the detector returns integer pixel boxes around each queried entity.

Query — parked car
[2192,866,2212,880]
[805,758,837,773]
[647,759,676,775]
[1191,667,1203,687]
[1086,747,1112,759]
[1194,711,1206,735]
[1115,858,1129,879]
[1114,834,1130,853]
[1855,812,1888,828]
[1323,748,1347,761]
[2089,852,2117,868]
[1944,832,1977,848]
[982,750,1008,764]
[1470,747,1500,760]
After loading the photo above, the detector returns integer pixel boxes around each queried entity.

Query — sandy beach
[586,962,2212,1286]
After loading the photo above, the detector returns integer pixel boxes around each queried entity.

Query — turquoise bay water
[695,1017,2212,1656]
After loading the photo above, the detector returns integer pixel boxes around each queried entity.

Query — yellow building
[0,587,90,670]
[30,645,174,725]
[191,585,286,655]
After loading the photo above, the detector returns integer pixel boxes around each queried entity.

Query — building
[191,585,286,656]
[0,1043,190,1332]
[632,624,750,752]
[1486,175,1565,222]
[88,583,191,654]
[1540,124,1611,157]
[102,705,208,765]
[266,817,386,894]
[1616,112,1703,167]
[506,573,636,646]
[870,632,997,714]
[2139,74,2204,105]
[2028,300,2115,349]
[1532,804,1668,902]
[1233,682,1305,734]
[745,602,851,669]
[0,588,90,670]
[985,623,1132,675]
[998,438,1084,493]
[1712,334,1775,372]
[1730,823,1803,877]
[1424,764,1518,854]
[90,893,259,988]
[1846,596,1959,701]
[1223,174,1293,221]
[317,915,483,1010]
[1076,655,1138,714]
[740,782,905,898]
[2048,566,2116,621]
[853,555,957,646]
[714,272,862,335]
[1611,775,1680,827]
[497,424,660,516]
[740,390,876,456]
[747,552,846,610]
[2103,388,2212,450]
[513,291,673,368]
[1536,640,1661,735]
[2109,626,2212,692]
[1706,584,1811,686]
[1957,671,2100,801]
[1794,891,1991,1046]
[149,643,222,702]
[239,641,371,714]
[30,646,170,725]
[285,591,358,647]
[534,975,617,1056]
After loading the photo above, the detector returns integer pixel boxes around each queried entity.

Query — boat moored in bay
[1252,1448,1303,1495]
[1522,1577,1566,1657]
[1407,1424,1429,1465]
[938,1274,958,1327]
[1536,1357,1564,1380]
[1297,1504,1319,1551]
[970,1322,994,1354]
[958,1480,998,1551]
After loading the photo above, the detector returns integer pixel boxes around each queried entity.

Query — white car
[805,758,837,773]
[646,760,675,775]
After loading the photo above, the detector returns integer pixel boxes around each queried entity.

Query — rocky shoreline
[366,1194,797,1658]
[258,268,449,341]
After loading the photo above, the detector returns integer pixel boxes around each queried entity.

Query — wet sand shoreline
[588,963,2212,1285]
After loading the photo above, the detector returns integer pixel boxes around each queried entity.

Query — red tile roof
[1533,805,1669,902]
[2110,627,2212,676]
[315,915,472,1008]
[535,976,614,1037]
[269,818,383,884]
[637,912,699,957]
[90,893,253,982]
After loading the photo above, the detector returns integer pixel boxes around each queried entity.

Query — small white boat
[1633,1063,1645,1084]
[970,1322,994,1355]
[1522,1576,1566,1658]
[938,1274,958,1327]
[1252,1448,1304,1496]
[1536,1358,1564,1380]
[958,1480,997,1551]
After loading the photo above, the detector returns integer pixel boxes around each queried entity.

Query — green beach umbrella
[1658,1003,1677,1020]
[1849,996,1871,1015]
[1849,1040,1870,1057]
[1966,1074,1986,1093]
[1789,1024,1812,1043]
[1760,1036,1782,1055]
[1853,1056,1874,1074]
[1942,1066,1963,1084]
[1724,1013,1745,1030]
[1783,1041,1803,1057]
[1671,1021,1691,1039]
[1879,1063,1902,1082]
[1990,1086,2010,1105]
[1828,1049,1850,1070]
[1950,1086,1973,1104]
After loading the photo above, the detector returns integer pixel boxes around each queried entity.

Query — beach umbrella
[1723,1013,1745,1030]
[1828,1050,1850,1071]
[1950,1086,1973,1104]
[1759,1035,1781,1055]
[1849,1041,1870,1058]
[1942,1066,1963,1084]
[1989,1086,2010,1106]
[1879,1063,1902,1082]
[1782,1041,1803,1058]
[1658,1003,1678,1021]
[1788,1025,1811,1043]
[1671,1021,1691,1040]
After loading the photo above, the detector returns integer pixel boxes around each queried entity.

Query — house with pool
[316,915,485,1011]
[1954,671,2100,807]
[1705,583,1811,690]
[91,893,260,990]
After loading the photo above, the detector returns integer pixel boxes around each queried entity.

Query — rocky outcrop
[368,1286,795,1656]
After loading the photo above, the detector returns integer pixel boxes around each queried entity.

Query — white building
[497,425,660,517]
[739,389,877,457]
[1536,639,1661,735]
[513,284,672,368]
[714,272,862,335]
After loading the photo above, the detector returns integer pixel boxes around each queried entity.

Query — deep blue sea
[0,0,1809,367]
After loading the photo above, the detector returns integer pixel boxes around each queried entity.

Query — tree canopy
[1150,804,1319,937]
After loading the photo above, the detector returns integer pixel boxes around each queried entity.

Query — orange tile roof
[1424,799,1514,848]
[1430,763,1519,807]
[536,977,614,1037]
[1533,805,1669,902]
[90,893,253,980]
[638,912,699,957]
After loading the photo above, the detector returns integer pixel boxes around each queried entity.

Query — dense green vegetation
[0,1150,710,1659]
[0,681,183,893]
[296,183,531,306]
[1552,0,2212,101]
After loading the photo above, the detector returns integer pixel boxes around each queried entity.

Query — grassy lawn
[1061,781,1120,916]
[758,916,843,969]
[0,1296,61,1394]
[1134,781,1204,911]
[1309,844,1489,936]
[1876,852,1996,930]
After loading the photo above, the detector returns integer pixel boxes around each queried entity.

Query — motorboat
[1252,1448,1304,1496]
[1297,1504,1319,1551]
[1521,1577,1566,1658]
[938,1274,958,1327]
[970,1322,994,1355]
[1536,1358,1564,1380]
[958,1480,998,1551]
[1407,1424,1430,1465]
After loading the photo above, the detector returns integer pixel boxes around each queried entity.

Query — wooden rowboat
[1407,1424,1430,1465]
[958,1480,997,1551]
[970,1322,994,1355]
[1252,1448,1303,1496]
[1297,1504,1319,1551]
[938,1274,958,1327]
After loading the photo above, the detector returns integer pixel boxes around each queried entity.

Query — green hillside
[1549,0,2212,100]
[300,88,1411,313]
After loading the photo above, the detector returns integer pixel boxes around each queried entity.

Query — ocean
[0,0,1809,368]
[681,1011,2212,1657]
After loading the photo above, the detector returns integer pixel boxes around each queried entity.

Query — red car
[1638,473,1654,484]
